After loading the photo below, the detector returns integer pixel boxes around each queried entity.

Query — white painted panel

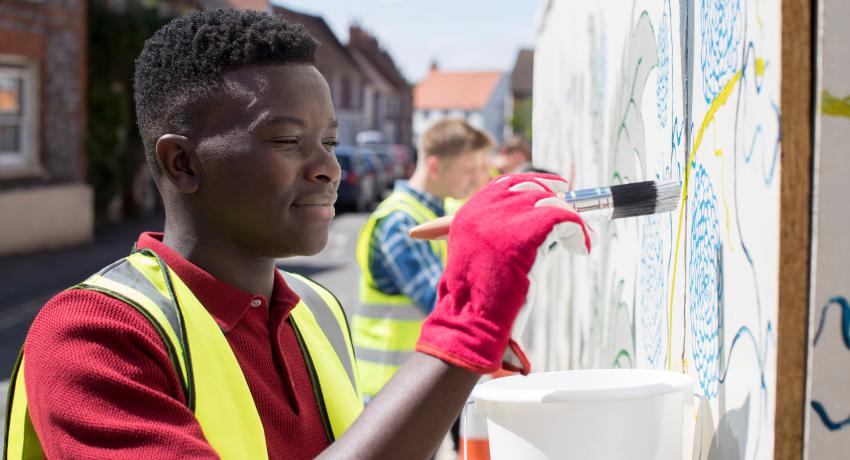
[530,1,780,457]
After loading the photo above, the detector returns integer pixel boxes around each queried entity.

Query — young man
[493,135,534,174]
[353,119,492,402]
[4,10,592,459]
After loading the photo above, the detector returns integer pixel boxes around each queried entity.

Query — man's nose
[307,144,341,183]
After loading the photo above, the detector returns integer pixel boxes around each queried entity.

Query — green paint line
[822,90,850,118]
[612,349,633,368]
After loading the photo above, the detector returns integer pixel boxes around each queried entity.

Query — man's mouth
[292,194,337,208]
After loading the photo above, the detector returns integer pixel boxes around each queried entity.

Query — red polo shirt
[23,232,330,459]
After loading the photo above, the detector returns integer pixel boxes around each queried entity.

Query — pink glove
[416,173,593,375]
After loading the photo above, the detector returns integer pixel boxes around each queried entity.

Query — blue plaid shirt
[368,181,445,314]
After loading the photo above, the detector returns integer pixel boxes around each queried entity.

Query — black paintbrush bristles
[610,180,681,219]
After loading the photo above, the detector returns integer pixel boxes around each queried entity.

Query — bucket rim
[471,369,694,403]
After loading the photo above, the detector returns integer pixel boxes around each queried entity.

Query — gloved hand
[416,173,593,375]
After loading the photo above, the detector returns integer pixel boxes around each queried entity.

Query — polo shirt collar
[136,232,300,332]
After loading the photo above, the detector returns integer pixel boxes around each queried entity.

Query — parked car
[357,147,394,197]
[384,144,414,179]
[355,130,384,145]
[335,146,378,212]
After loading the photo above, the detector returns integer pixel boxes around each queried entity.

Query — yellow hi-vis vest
[353,190,448,398]
[3,249,363,460]
[443,197,467,216]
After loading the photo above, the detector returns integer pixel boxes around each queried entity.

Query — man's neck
[162,218,276,299]
[407,170,442,199]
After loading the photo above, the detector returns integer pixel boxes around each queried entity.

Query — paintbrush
[408,179,682,240]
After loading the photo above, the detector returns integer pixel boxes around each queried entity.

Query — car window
[336,154,351,170]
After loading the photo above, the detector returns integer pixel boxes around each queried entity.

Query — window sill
[0,165,47,181]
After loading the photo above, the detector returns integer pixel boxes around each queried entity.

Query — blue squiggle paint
[737,41,779,187]
[813,296,850,347]
[656,3,671,128]
[639,215,666,366]
[743,125,763,163]
[688,165,721,399]
[700,0,743,103]
[808,298,849,431]
[812,401,850,431]
[741,42,766,95]
[718,324,771,391]
[765,102,781,184]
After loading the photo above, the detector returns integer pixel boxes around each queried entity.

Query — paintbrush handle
[408,215,453,240]
[408,180,683,240]
[407,190,605,241]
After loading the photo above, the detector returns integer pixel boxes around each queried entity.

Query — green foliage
[511,96,533,142]
[86,1,170,219]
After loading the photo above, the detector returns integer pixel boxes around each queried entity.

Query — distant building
[348,26,413,147]
[103,0,270,14]
[195,0,269,11]
[413,67,511,146]
[0,1,90,255]
[273,5,367,145]
[511,48,534,102]
[510,48,534,141]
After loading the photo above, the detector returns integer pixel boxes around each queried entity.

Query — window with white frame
[0,61,38,170]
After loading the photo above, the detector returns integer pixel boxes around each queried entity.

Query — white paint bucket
[470,369,694,460]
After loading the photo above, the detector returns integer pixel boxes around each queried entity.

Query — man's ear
[155,134,200,193]
[425,155,441,180]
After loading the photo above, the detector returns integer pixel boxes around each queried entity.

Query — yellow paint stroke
[755,58,765,78]
[712,120,733,250]
[714,147,733,247]
[822,90,850,118]
[667,70,742,370]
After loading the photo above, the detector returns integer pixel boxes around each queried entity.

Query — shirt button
[250,298,262,308]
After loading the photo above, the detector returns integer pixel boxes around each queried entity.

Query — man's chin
[276,233,329,258]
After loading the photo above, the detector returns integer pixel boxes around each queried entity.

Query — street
[0,211,369,441]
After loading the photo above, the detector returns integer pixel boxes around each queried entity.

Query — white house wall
[482,74,510,143]
[530,1,781,458]
[412,108,486,147]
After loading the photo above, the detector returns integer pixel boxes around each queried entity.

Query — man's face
[191,64,340,257]
[435,149,487,200]
[493,148,526,174]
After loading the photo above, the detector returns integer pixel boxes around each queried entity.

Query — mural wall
[528,0,780,458]
[806,0,850,457]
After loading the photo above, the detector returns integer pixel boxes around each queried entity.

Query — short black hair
[133,8,318,179]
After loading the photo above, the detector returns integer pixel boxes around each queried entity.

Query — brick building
[0,0,90,256]
[510,48,534,102]
[348,25,412,147]
[273,5,367,146]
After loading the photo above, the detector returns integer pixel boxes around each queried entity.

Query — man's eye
[272,137,299,149]
[323,140,339,147]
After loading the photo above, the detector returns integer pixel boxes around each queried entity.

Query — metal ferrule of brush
[562,187,615,220]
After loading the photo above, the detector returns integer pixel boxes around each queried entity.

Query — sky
[272,0,544,83]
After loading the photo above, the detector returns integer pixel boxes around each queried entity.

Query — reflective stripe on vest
[3,250,363,459]
[353,190,447,397]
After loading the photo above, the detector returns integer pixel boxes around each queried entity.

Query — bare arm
[318,353,479,459]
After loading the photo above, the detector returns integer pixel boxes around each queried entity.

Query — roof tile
[414,70,503,110]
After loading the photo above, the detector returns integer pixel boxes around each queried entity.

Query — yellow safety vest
[4,249,363,459]
[353,190,448,398]
[443,196,467,216]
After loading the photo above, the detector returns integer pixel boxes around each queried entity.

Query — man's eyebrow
[329,119,339,130]
[250,114,307,131]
